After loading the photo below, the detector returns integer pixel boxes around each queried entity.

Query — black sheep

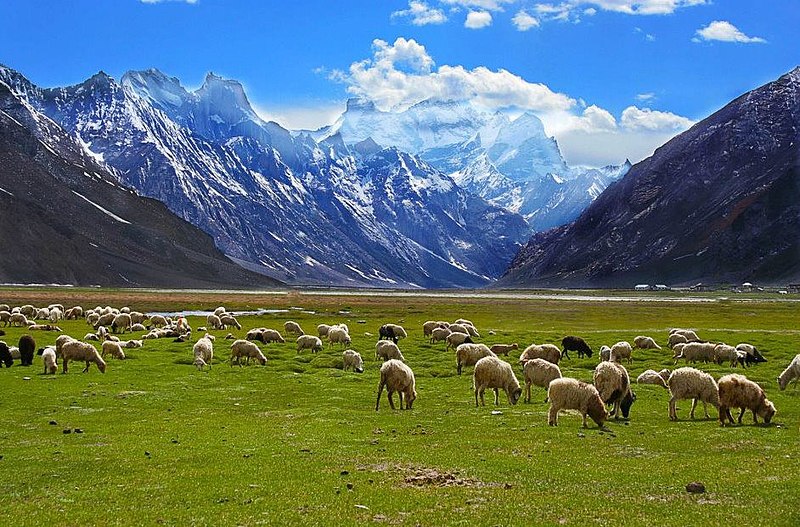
[0,341,12,367]
[561,335,593,360]
[18,335,35,366]
[379,324,398,343]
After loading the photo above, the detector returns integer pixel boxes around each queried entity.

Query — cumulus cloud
[693,20,766,44]
[512,10,540,30]
[391,1,448,25]
[532,0,706,23]
[620,106,695,131]
[441,0,514,10]
[465,10,493,28]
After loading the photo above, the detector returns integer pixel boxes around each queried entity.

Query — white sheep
[455,343,496,375]
[593,361,635,419]
[0,311,10,326]
[670,328,701,342]
[61,341,106,374]
[673,342,716,365]
[42,346,57,374]
[455,318,474,327]
[430,327,452,344]
[523,358,562,403]
[718,373,776,426]
[636,369,670,388]
[342,349,364,373]
[375,340,405,362]
[666,367,720,421]
[375,359,416,411]
[317,324,331,337]
[633,335,661,350]
[448,323,470,335]
[193,335,214,370]
[667,333,689,348]
[9,313,28,327]
[131,323,146,332]
[296,335,323,353]
[445,332,472,350]
[519,344,560,366]
[713,344,739,367]
[489,343,519,356]
[379,323,407,342]
[327,326,351,348]
[206,314,224,330]
[55,335,76,357]
[119,340,143,349]
[101,341,126,360]
[230,339,267,366]
[259,329,286,344]
[777,354,800,390]
[213,306,227,316]
[473,356,522,407]
[111,313,132,334]
[86,313,100,327]
[422,320,447,336]
[219,314,241,330]
[284,321,304,335]
[609,341,633,364]
[547,377,608,428]
[599,345,612,362]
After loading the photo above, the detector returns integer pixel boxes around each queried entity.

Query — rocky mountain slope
[499,67,800,288]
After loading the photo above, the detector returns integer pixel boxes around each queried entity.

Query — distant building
[654,284,669,291]
[634,284,651,291]
[788,284,800,293]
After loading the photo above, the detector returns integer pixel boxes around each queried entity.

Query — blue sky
[2,0,798,165]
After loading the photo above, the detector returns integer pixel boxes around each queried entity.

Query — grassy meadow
[0,288,798,526]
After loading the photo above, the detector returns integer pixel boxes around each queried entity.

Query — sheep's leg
[62,359,68,374]
[83,361,91,373]
[493,388,499,405]
[548,405,558,426]
[479,387,486,407]
[689,398,698,419]
[702,401,710,419]
[669,397,677,420]
[561,349,570,360]
[524,381,531,403]
[752,410,759,424]
[581,412,588,428]
[375,381,385,411]
[737,407,746,424]
[457,362,462,376]
[399,392,405,410]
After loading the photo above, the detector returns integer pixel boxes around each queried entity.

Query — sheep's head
[778,376,788,391]
[509,386,522,406]
[587,395,608,427]
[257,357,267,366]
[96,359,107,373]
[759,400,776,423]
[405,389,417,409]
[621,390,637,419]
[193,357,207,370]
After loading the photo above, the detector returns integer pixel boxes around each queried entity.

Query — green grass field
[1,289,798,526]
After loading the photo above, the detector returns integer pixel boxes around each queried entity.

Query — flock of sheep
[2,302,799,429]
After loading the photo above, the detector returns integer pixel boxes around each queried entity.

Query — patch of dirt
[403,468,478,488]
[115,390,147,399]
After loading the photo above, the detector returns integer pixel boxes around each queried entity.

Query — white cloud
[255,102,346,131]
[620,106,695,131]
[532,1,706,22]
[512,10,540,30]
[693,20,766,44]
[465,10,493,28]
[391,1,448,25]
[441,0,514,11]
[584,7,597,15]
[635,92,656,102]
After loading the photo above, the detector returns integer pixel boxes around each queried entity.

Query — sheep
[206,314,223,330]
[736,343,767,365]
[718,374,776,426]
[445,332,472,350]
[96,325,108,341]
[101,341,126,360]
[224,333,235,340]
[668,333,688,348]
[247,328,285,344]
[327,326,352,348]
[666,367,720,421]
[519,344,560,366]
[9,313,29,327]
[0,311,10,326]
[713,344,739,367]
[127,311,145,324]
[423,320,447,336]
[61,341,106,374]
[634,336,661,350]
[213,306,227,316]
[284,321,304,336]
[20,305,36,317]
[94,313,116,328]
[462,324,480,338]
[111,313,132,334]
[149,315,168,328]
[41,346,57,374]
[448,323,470,335]
[317,324,331,338]
[609,341,633,364]
[219,314,241,331]
[455,318,474,327]
[0,341,13,367]
[593,361,635,419]
[379,323,407,343]
[297,335,323,353]
[599,345,612,362]
[430,327,452,344]
[342,349,364,373]
[455,343,496,375]
[48,308,63,323]
[670,328,701,342]
[777,354,800,390]
[375,359,416,411]
[86,313,100,327]
[561,336,593,359]
[375,340,405,362]
[130,323,146,332]
[523,358,562,403]
[473,356,522,407]
[636,369,671,388]
[27,324,62,332]
[0,303,8,311]
[119,340,143,349]
[489,343,518,356]
[547,378,608,428]
[230,339,267,366]
[673,342,716,365]
[18,335,35,366]
[55,335,76,358]
[193,335,214,370]
[35,307,51,320]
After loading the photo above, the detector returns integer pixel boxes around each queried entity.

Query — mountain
[0,77,278,288]
[317,97,628,230]
[0,65,531,288]
[499,67,800,288]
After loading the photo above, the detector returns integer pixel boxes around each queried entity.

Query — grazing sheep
[96,325,108,341]
[422,320,447,336]
[0,303,9,311]
[462,324,480,338]
[379,324,407,343]
[673,342,716,365]
[129,311,146,324]
[375,340,405,362]
[18,335,35,366]
[342,349,364,373]
[111,313,132,334]
[777,354,800,390]
[670,328,701,342]
[9,313,29,327]
[668,333,689,348]
[317,324,331,338]
[296,335,323,353]
[636,369,671,388]
[713,344,739,367]
[718,374,776,426]
[224,333,235,340]
[61,341,106,374]
[561,336,593,360]
[219,314,241,331]
[48,308,63,323]
[667,367,720,421]
[206,314,224,330]
[150,315,168,328]
[593,361,635,419]
[445,332,472,351]
[230,339,267,366]
[213,306,227,316]
[547,378,607,428]
[35,307,50,320]
[101,341,126,360]
[448,323,470,335]
[455,318,474,327]
[246,328,285,344]
[736,343,767,365]
[430,327,452,344]
[0,311,10,326]
[489,343,518,356]
[519,344,560,366]
[119,340,143,349]
[86,313,100,327]
[20,305,36,317]
[634,336,661,350]
[193,335,214,370]
[473,356,522,407]
[599,345,612,362]
[41,346,57,374]
[455,343,496,375]
[523,358,562,403]
[375,359,416,411]
[284,321,304,335]
[175,317,191,335]
[0,341,13,367]
[55,335,76,358]
[609,341,633,364]
[94,313,116,328]
[327,326,352,348]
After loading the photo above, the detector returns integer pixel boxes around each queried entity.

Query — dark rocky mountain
[499,67,800,288]
[0,78,279,288]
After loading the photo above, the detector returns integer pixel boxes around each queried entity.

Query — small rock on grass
[686,482,706,494]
